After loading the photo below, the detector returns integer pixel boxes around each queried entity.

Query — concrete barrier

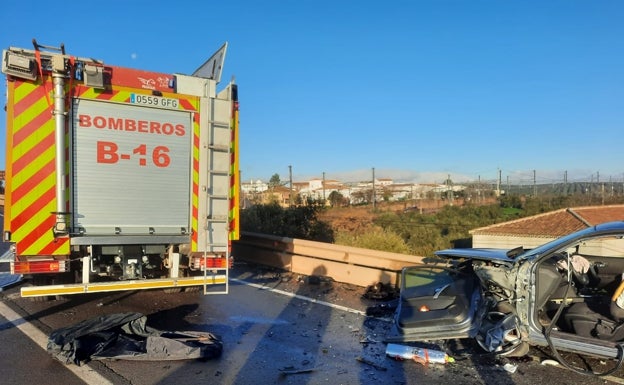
[233,232,424,288]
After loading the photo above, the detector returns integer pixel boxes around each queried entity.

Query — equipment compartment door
[71,99,193,236]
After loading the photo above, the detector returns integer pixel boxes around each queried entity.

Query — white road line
[230,277,367,316]
[0,301,114,385]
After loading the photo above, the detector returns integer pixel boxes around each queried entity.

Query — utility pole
[288,165,293,207]
[447,174,452,205]
[610,176,614,197]
[533,170,537,197]
[372,167,376,210]
[322,171,326,202]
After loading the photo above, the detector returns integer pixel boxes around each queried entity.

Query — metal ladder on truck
[201,95,234,295]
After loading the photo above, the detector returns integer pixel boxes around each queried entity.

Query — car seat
[563,301,624,341]
[563,281,624,342]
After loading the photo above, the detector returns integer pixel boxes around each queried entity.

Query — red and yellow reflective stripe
[191,111,201,250]
[6,77,68,255]
[229,98,240,242]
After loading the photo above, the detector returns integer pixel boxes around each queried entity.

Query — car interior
[535,235,624,342]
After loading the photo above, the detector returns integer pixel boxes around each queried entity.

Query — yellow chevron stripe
[12,179,55,230]
[229,107,240,241]
[13,206,56,255]
[11,167,56,213]
[9,80,66,255]
[11,137,56,192]
[191,118,199,251]
[13,80,50,104]
[12,91,50,127]
[77,87,203,108]
[77,87,101,99]
[13,122,55,162]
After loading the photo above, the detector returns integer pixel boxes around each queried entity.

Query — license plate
[130,94,179,110]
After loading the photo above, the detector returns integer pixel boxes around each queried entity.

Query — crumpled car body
[387,221,624,359]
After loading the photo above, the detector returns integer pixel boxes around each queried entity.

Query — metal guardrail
[233,232,424,288]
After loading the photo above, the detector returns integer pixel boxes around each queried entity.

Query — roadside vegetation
[241,193,624,257]
[240,200,334,242]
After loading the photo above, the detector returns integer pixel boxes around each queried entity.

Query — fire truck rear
[2,40,239,298]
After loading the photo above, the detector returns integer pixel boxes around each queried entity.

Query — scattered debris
[503,363,518,373]
[386,343,455,365]
[359,335,378,345]
[356,356,387,371]
[307,275,322,285]
[362,282,398,301]
[301,274,334,285]
[365,299,398,317]
[540,359,560,367]
[279,366,316,376]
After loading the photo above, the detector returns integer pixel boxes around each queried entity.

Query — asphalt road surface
[2,262,624,385]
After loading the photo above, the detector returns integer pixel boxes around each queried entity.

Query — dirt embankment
[319,198,497,233]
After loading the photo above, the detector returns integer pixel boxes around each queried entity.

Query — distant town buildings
[241,177,477,207]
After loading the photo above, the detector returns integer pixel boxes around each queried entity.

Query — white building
[241,179,269,194]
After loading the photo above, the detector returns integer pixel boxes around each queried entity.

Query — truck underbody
[13,242,231,297]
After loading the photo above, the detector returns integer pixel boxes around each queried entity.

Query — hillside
[318,197,498,233]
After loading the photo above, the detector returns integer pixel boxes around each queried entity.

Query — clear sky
[1,1,622,185]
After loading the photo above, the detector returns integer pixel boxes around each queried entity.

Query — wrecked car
[386,221,624,372]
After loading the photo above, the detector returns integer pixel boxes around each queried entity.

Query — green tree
[241,202,334,242]
[328,191,346,207]
[268,173,281,188]
[351,189,373,205]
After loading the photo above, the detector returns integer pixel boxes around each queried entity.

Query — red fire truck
[2,40,239,298]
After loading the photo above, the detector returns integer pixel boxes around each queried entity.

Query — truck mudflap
[20,274,227,298]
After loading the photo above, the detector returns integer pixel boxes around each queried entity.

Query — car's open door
[386,264,481,343]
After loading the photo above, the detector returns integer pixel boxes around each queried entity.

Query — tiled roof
[470,204,624,238]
